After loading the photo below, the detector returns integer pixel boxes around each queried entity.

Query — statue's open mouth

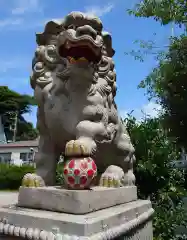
[58,40,101,64]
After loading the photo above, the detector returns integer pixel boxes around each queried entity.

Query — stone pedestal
[18,186,137,214]
[0,186,154,239]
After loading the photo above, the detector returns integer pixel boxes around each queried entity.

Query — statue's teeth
[78,57,87,61]
[67,57,89,64]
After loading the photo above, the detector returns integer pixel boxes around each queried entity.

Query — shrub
[125,116,187,240]
[56,162,65,186]
[0,164,35,190]
[0,163,65,190]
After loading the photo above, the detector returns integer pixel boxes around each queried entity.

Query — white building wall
[0,146,38,165]
[11,152,23,165]
[11,152,20,161]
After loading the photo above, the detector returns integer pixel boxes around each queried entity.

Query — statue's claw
[99,165,125,188]
[22,173,45,187]
[99,173,122,188]
[65,140,90,157]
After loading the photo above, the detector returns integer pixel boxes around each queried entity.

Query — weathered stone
[18,186,137,214]
[0,200,153,239]
[23,11,136,188]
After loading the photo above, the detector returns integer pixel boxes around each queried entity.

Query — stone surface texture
[0,200,154,239]
[27,11,136,188]
[120,221,153,240]
[0,193,18,207]
[18,186,137,214]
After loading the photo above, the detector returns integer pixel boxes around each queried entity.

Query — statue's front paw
[99,165,125,188]
[99,172,123,188]
[22,173,45,187]
[65,140,91,157]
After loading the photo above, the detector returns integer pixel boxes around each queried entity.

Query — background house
[170,148,187,169]
[0,115,7,144]
[0,140,38,166]
[0,114,38,165]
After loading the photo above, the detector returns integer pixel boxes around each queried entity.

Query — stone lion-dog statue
[22,12,136,189]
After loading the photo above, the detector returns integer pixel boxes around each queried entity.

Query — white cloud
[142,102,162,118]
[120,102,162,120]
[0,16,47,31]
[0,18,23,27]
[84,3,114,17]
[0,0,45,30]
[11,0,42,15]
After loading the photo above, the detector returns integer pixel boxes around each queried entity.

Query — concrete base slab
[18,186,137,214]
[0,200,154,239]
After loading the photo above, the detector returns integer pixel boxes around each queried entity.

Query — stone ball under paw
[63,157,97,189]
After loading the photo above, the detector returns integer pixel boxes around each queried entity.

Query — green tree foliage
[125,115,187,240]
[139,36,187,148]
[128,0,187,28]
[0,86,38,141]
[127,1,187,148]
[15,116,38,141]
[0,86,35,115]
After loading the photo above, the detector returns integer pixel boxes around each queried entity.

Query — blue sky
[0,0,184,126]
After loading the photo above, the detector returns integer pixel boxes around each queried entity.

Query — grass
[0,189,18,192]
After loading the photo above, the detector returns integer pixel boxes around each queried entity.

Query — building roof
[0,140,39,148]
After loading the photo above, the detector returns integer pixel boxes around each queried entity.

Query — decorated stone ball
[63,157,97,189]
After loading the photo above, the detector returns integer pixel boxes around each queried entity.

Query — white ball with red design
[63,157,97,189]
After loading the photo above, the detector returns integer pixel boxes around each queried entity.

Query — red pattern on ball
[68,160,75,169]
[80,160,88,170]
[87,169,94,177]
[74,169,80,176]
[63,157,97,189]
[68,176,75,184]
[63,169,68,175]
[80,176,87,185]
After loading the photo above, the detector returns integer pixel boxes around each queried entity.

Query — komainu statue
[24,12,136,188]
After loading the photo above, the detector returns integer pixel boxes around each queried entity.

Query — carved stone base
[18,186,137,214]
[0,200,154,239]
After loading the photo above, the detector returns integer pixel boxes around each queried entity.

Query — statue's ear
[102,31,115,57]
[36,19,64,45]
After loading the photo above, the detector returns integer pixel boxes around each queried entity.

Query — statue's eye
[67,24,75,30]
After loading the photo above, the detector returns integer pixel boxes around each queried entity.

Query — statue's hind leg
[99,129,136,188]
[22,135,60,187]
[35,135,60,186]
[99,155,136,188]
[123,155,136,185]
